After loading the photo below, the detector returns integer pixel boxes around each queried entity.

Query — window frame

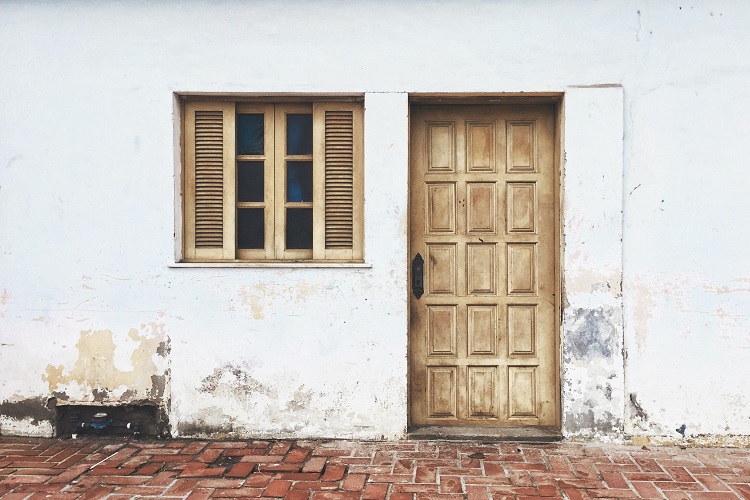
[275,103,315,261]
[179,96,364,264]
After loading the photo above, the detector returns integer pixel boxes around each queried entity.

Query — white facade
[1,0,749,443]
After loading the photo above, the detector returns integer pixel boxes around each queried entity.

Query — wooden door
[409,104,559,428]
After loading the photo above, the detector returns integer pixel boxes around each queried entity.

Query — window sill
[169,262,372,269]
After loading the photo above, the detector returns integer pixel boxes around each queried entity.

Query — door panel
[409,104,559,427]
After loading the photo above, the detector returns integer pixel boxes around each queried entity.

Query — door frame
[406,93,564,432]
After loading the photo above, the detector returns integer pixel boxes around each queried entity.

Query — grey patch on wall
[626,392,658,433]
[562,306,624,437]
[150,370,171,436]
[156,340,171,357]
[92,388,109,402]
[177,421,235,437]
[199,363,275,398]
[565,408,623,436]
[150,374,167,401]
[629,393,648,421]
[595,383,614,402]
[0,397,57,427]
[120,389,137,400]
[564,307,618,360]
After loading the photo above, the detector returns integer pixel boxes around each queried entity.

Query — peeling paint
[239,287,265,319]
[703,282,750,295]
[562,302,625,439]
[4,9,750,444]
[41,323,169,404]
[150,374,168,401]
[156,341,170,357]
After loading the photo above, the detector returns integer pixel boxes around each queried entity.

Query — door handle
[412,253,424,298]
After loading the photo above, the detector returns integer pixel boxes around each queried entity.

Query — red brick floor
[1,437,749,499]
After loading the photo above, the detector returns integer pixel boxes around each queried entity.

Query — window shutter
[313,102,364,261]
[183,102,236,261]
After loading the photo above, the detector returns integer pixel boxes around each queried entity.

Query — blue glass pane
[237,114,264,155]
[286,161,313,202]
[286,114,313,155]
[237,162,264,202]
[237,208,264,249]
[286,208,313,249]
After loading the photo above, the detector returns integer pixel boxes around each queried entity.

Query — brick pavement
[1,437,749,499]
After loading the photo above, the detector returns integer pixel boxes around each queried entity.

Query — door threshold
[407,426,562,442]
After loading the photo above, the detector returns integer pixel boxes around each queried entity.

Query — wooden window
[182,99,364,262]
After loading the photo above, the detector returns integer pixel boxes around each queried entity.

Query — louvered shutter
[183,102,236,261]
[313,102,364,261]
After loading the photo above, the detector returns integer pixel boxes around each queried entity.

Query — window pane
[237,208,264,249]
[286,114,313,155]
[237,161,264,202]
[286,161,313,202]
[237,114,264,155]
[286,208,313,249]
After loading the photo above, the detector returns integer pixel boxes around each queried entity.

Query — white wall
[1,0,749,441]
[562,87,626,440]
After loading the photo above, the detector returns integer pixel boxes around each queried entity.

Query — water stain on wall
[286,386,313,411]
[198,363,275,399]
[176,404,239,438]
[176,421,235,437]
